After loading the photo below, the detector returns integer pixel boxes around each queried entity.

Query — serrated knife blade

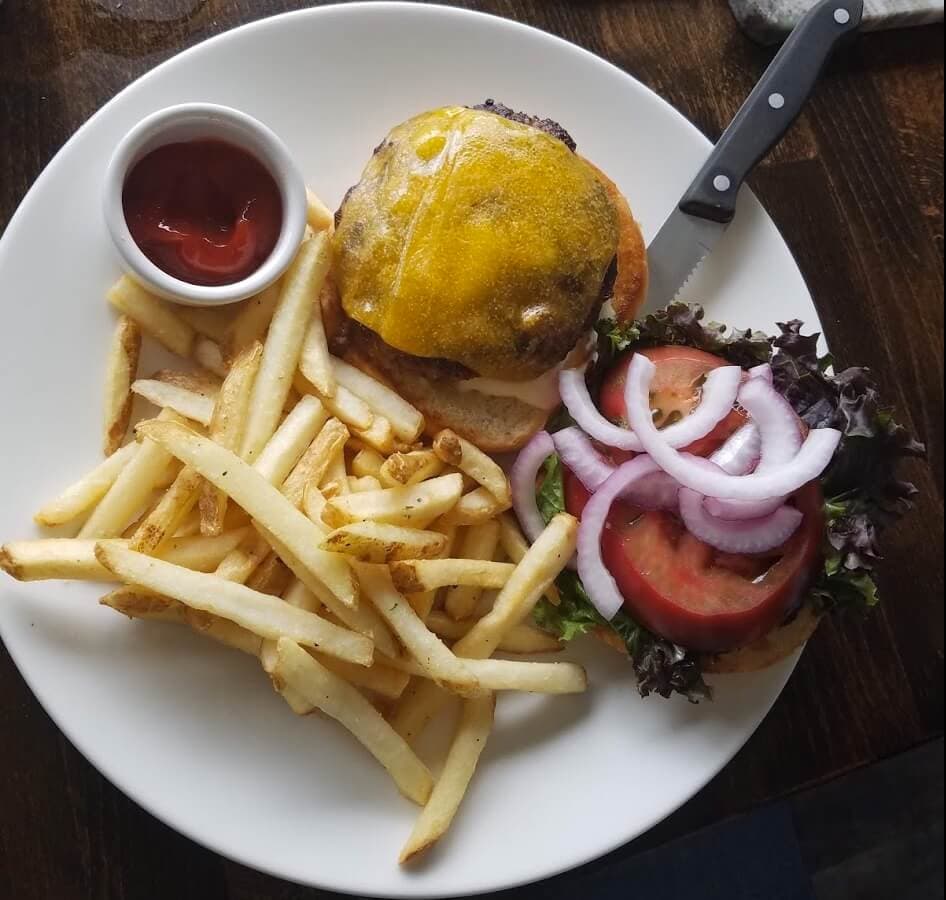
[644,0,863,306]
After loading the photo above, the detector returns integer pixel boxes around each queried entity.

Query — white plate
[0,3,819,896]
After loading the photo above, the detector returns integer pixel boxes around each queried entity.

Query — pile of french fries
[0,196,581,865]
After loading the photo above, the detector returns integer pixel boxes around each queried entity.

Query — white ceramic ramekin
[103,103,306,306]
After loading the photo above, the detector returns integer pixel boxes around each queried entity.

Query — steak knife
[646,0,864,307]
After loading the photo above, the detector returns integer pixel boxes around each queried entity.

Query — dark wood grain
[0,2,942,898]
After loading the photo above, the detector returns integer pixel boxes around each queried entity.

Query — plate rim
[0,3,801,897]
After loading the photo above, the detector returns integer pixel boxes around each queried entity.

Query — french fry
[399,694,495,864]
[316,654,411,701]
[390,559,515,595]
[355,564,480,697]
[199,341,263,535]
[129,465,203,554]
[257,527,398,659]
[253,395,328,486]
[392,515,577,742]
[439,486,509,528]
[100,588,184,622]
[321,446,350,496]
[350,475,383,493]
[78,410,182,539]
[351,448,385,479]
[242,235,330,461]
[453,514,578,660]
[132,380,217,426]
[102,316,141,456]
[213,531,271,585]
[150,369,221,395]
[138,420,357,608]
[330,357,424,442]
[245,551,292,596]
[380,450,444,488]
[281,418,349,508]
[322,474,463,530]
[305,186,334,232]
[185,608,264,657]
[192,337,228,378]
[298,302,335,398]
[95,542,372,665]
[273,639,432,803]
[407,591,438,622]
[350,414,396,455]
[222,280,281,362]
[175,304,236,343]
[107,276,195,357]
[299,375,373,431]
[34,443,139,527]
[425,611,563,655]
[156,529,252,571]
[282,578,320,613]
[444,520,501,621]
[320,523,447,563]
[302,481,328,526]
[433,430,511,506]
[498,513,560,606]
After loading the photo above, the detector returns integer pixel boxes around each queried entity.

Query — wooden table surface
[0,2,942,898]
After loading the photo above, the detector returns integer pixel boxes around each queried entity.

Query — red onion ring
[510,431,555,543]
[625,471,681,511]
[624,354,841,501]
[678,488,803,554]
[559,363,743,453]
[577,455,662,620]
[709,423,761,475]
[551,427,615,491]
[748,363,773,384]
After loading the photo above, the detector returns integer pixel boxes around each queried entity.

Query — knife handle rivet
[713,174,731,192]
[834,8,851,25]
[768,92,786,110]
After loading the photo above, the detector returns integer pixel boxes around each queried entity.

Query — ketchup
[122,139,282,286]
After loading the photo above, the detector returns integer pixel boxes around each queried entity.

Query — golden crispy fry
[350,414,396,455]
[316,654,411,701]
[298,301,336,398]
[438,486,509,528]
[185,608,264,657]
[253,395,328,486]
[107,276,195,357]
[129,465,203,554]
[321,446,350,496]
[444,520,501,621]
[139,420,357,609]
[298,375,373,431]
[453,514,577,659]
[305,186,334,232]
[192,337,228,378]
[392,515,577,742]
[433,430,511,506]
[349,475,383,493]
[380,450,444,488]
[34,443,139,527]
[351,448,385,479]
[244,550,293,596]
[320,523,447,563]
[222,280,281,363]
[132,379,217,426]
[322,474,463,530]
[100,587,184,622]
[281,418,349,508]
[150,369,221,395]
[199,341,263,535]
[389,559,515,594]
[95,542,371,665]
[497,513,560,606]
[330,357,424,442]
[425,611,563,655]
[355,563,480,697]
[302,481,328,526]
[102,316,141,456]
[282,578,320,613]
[272,638,432,804]
[399,694,495,864]
[78,410,183,539]
[213,531,272,584]
[175,304,236,344]
[242,235,331,462]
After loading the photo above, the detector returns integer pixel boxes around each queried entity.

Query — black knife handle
[679,0,863,224]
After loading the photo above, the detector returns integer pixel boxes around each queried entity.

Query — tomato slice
[565,346,823,653]
[600,345,747,458]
